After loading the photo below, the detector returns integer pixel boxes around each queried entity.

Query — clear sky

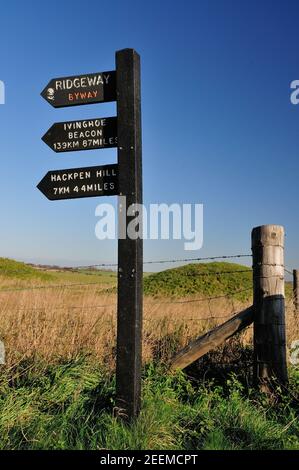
[0,0,298,271]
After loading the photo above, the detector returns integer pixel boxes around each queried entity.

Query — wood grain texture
[170,306,254,371]
[252,225,288,391]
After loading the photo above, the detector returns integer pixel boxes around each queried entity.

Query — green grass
[0,258,296,450]
[45,269,117,286]
[144,262,252,301]
[1,258,292,301]
[0,257,117,288]
[0,258,54,281]
[0,358,298,450]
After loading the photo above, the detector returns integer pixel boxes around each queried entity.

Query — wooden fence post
[293,270,299,313]
[252,225,288,392]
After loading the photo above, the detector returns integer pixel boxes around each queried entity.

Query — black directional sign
[41,71,116,108]
[38,49,143,421]
[42,117,117,153]
[37,163,118,200]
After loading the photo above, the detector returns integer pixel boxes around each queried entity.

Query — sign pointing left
[37,163,119,200]
[42,117,117,153]
[41,71,116,108]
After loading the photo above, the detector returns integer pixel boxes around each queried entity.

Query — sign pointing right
[42,117,117,153]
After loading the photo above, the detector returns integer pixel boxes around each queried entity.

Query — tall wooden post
[252,225,288,392]
[293,270,299,313]
[115,49,143,419]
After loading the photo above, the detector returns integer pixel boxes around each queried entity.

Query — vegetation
[0,358,298,450]
[0,258,298,450]
[144,262,252,300]
[0,257,54,281]
[0,257,116,290]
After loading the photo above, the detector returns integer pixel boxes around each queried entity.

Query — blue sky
[0,0,298,271]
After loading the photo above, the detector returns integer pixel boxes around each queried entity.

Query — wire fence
[0,279,253,347]
[0,274,251,293]
[1,252,298,374]
[0,254,295,333]
[1,253,297,336]
[0,281,108,293]
[72,253,252,269]
[285,267,294,276]
[1,253,252,275]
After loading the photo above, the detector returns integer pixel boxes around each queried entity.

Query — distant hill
[144,262,252,300]
[0,258,291,301]
[0,258,54,281]
[27,263,114,273]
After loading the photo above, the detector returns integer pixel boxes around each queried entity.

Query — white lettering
[290,80,299,105]
[55,74,107,91]
[0,80,5,104]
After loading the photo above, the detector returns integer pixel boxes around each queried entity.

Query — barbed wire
[6,314,244,324]
[199,361,254,367]
[71,253,252,269]
[186,269,252,277]
[0,254,251,275]
[1,286,253,310]
[145,288,252,305]
[285,268,293,276]
[0,270,253,294]
[144,314,241,322]
[6,304,116,311]
[0,281,108,293]
[142,254,252,265]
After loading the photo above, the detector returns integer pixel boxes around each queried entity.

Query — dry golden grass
[0,278,298,368]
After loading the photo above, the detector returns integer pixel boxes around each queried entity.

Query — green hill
[0,258,117,288]
[144,262,252,300]
[0,258,54,281]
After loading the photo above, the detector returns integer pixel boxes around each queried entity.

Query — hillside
[0,257,116,289]
[144,262,252,300]
[0,258,292,301]
[0,257,54,281]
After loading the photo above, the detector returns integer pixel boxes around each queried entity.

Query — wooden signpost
[115,49,143,419]
[38,49,143,420]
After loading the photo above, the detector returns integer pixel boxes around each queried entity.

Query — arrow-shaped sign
[42,117,117,153]
[41,71,116,108]
[37,163,118,201]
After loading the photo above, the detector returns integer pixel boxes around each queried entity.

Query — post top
[116,48,139,56]
[251,225,284,247]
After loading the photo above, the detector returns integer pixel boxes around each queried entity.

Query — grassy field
[0,257,298,450]
[0,360,298,450]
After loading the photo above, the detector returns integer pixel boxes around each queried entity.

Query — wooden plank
[115,49,143,420]
[170,306,254,371]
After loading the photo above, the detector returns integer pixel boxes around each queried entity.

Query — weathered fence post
[252,225,288,392]
[293,270,299,313]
